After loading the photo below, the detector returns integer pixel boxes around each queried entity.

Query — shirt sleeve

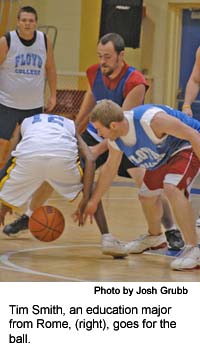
[140,107,167,144]
[86,64,99,89]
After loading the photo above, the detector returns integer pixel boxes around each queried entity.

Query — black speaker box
[99,0,143,48]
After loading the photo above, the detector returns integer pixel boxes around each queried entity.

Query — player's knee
[163,183,177,200]
[138,193,159,204]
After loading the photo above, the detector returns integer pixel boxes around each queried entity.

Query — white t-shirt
[12,114,79,160]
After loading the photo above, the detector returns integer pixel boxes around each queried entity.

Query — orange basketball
[29,206,65,242]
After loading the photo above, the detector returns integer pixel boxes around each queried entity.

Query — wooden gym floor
[0,176,200,282]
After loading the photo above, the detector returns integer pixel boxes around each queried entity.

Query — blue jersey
[87,66,136,139]
[112,104,200,170]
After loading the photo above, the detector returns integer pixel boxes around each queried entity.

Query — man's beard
[101,65,114,77]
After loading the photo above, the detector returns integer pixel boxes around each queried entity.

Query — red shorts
[140,149,200,198]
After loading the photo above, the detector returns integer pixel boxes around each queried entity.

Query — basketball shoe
[126,233,167,254]
[165,229,185,250]
[3,214,29,236]
[101,234,129,258]
[170,246,200,270]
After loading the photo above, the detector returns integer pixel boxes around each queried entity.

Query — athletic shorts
[140,149,200,198]
[0,104,43,140]
[0,156,83,208]
[81,130,136,178]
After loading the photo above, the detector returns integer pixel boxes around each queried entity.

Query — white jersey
[0,30,46,109]
[12,114,79,160]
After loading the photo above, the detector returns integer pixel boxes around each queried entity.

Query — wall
[19,0,81,73]
[143,1,200,103]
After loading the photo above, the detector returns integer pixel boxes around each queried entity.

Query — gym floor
[0,175,200,282]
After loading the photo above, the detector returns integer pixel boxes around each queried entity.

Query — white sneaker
[171,246,200,270]
[125,233,167,254]
[101,234,128,258]
[196,217,200,227]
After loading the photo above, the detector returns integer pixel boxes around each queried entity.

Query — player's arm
[122,84,146,110]
[73,133,96,225]
[182,47,200,116]
[84,145,123,218]
[0,36,8,64]
[45,38,57,111]
[75,88,96,134]
[0,203,12,226]
[90,139,109,160]
[151,112,200,160]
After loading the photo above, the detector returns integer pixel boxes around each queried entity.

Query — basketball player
[0,113,128,258]
[82,100,200,270]
[75,32,184,250]
[0,6,56,168]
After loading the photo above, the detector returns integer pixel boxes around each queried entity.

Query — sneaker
[165,229,185,250]
[3,214,29,237]
[101,234,129,258]
[171,246,200,270]
[196,217,200,227]
[126,233,167,254]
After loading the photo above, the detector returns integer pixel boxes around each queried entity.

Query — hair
[98,33,125,54]
[17,6,38,21]
[90,100,124,127]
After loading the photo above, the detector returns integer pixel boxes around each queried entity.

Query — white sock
[25,208,33,217]
[165,225,177,232]
[102,233,113,238]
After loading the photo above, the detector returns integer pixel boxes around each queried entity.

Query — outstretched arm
[45,38,57,111]
[122,84,146,110]
[151,112,200,160]
[73,133,96,225]
[0,36,8,64]
[75,89,96,134]
[84,145,123,219]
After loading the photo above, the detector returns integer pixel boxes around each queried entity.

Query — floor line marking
[0,244,99,282]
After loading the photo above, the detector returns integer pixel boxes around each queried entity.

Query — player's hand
[82,199,98,223]
[72,199,97,226]
[45,96,56,112]
[182,105,193,117]
[72,198,91,226]
[0,204,12,226]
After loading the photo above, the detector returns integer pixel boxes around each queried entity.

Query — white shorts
[0,156,83,207]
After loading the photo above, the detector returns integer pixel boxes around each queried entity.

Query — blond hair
[90,100,124,127]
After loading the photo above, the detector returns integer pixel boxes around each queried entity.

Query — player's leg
[2,158,45,236]
[0,139,10,168]
[126,192,167,253]
[122,156,184,250]
[3,182,54,236]
[125,164,172,254]
[93,200,129,258]
[163,150,200,270]
[29,182,54,211]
